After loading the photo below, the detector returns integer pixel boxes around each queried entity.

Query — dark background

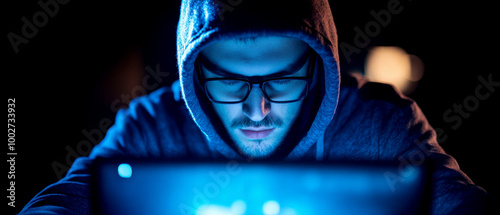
[4,0,499,214]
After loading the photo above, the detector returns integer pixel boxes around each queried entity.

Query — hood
[176,0,340,160]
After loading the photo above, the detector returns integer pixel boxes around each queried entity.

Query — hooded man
[20,0,495,214]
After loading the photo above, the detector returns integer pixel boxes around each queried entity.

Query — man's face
[198,36,311,159]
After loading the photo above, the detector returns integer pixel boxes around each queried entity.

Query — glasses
[197,54,315,104]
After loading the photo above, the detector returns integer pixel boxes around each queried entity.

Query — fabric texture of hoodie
[19,0,496,214]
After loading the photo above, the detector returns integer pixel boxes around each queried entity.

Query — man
[20,0,495,214]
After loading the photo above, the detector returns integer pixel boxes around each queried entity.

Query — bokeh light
[364,46,424,95]
[263,200,280,215]
[231,200,247,214]
[117,163,132,178]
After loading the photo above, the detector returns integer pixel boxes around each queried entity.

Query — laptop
[91,159,430,215]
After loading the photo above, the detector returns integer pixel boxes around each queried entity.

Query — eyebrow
[197,48,312,79]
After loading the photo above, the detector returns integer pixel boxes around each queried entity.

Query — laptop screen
[91,160,429,215]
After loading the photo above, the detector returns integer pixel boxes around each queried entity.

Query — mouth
[239,127,275,139]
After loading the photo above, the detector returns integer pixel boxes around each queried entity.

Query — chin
[235,139,279,159]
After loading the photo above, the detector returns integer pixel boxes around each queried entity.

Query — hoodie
[19,0,495,214]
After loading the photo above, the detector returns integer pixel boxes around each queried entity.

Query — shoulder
[118,81,195,140]
[325,73,429,160]
[91,82,198,158]
[339,73,415,110]
[126,82,185,120]
[335,73,418,130]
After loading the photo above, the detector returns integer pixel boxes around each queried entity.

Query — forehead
[199,36,310,77]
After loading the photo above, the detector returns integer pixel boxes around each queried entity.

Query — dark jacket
[20,0,495,214]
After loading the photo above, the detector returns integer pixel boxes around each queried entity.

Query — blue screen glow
[97,162,426,215]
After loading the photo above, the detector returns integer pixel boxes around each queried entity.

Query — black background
[4,0,499,214]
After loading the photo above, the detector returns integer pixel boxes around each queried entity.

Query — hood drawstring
[171,80,182,102]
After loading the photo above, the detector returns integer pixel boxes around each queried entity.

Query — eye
[272,79,292,85]
[221,80,241,86]
[219,79,245,87]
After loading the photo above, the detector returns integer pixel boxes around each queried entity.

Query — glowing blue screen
[95,162,425,215]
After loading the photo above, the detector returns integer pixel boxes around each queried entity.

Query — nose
[242,84,271,121]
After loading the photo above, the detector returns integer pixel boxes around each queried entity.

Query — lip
[240,128,275,139]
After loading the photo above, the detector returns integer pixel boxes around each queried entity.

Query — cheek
[270,102,303,123]
[212,103,241,127]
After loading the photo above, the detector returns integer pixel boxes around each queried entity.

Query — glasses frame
[197,54,316,104]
